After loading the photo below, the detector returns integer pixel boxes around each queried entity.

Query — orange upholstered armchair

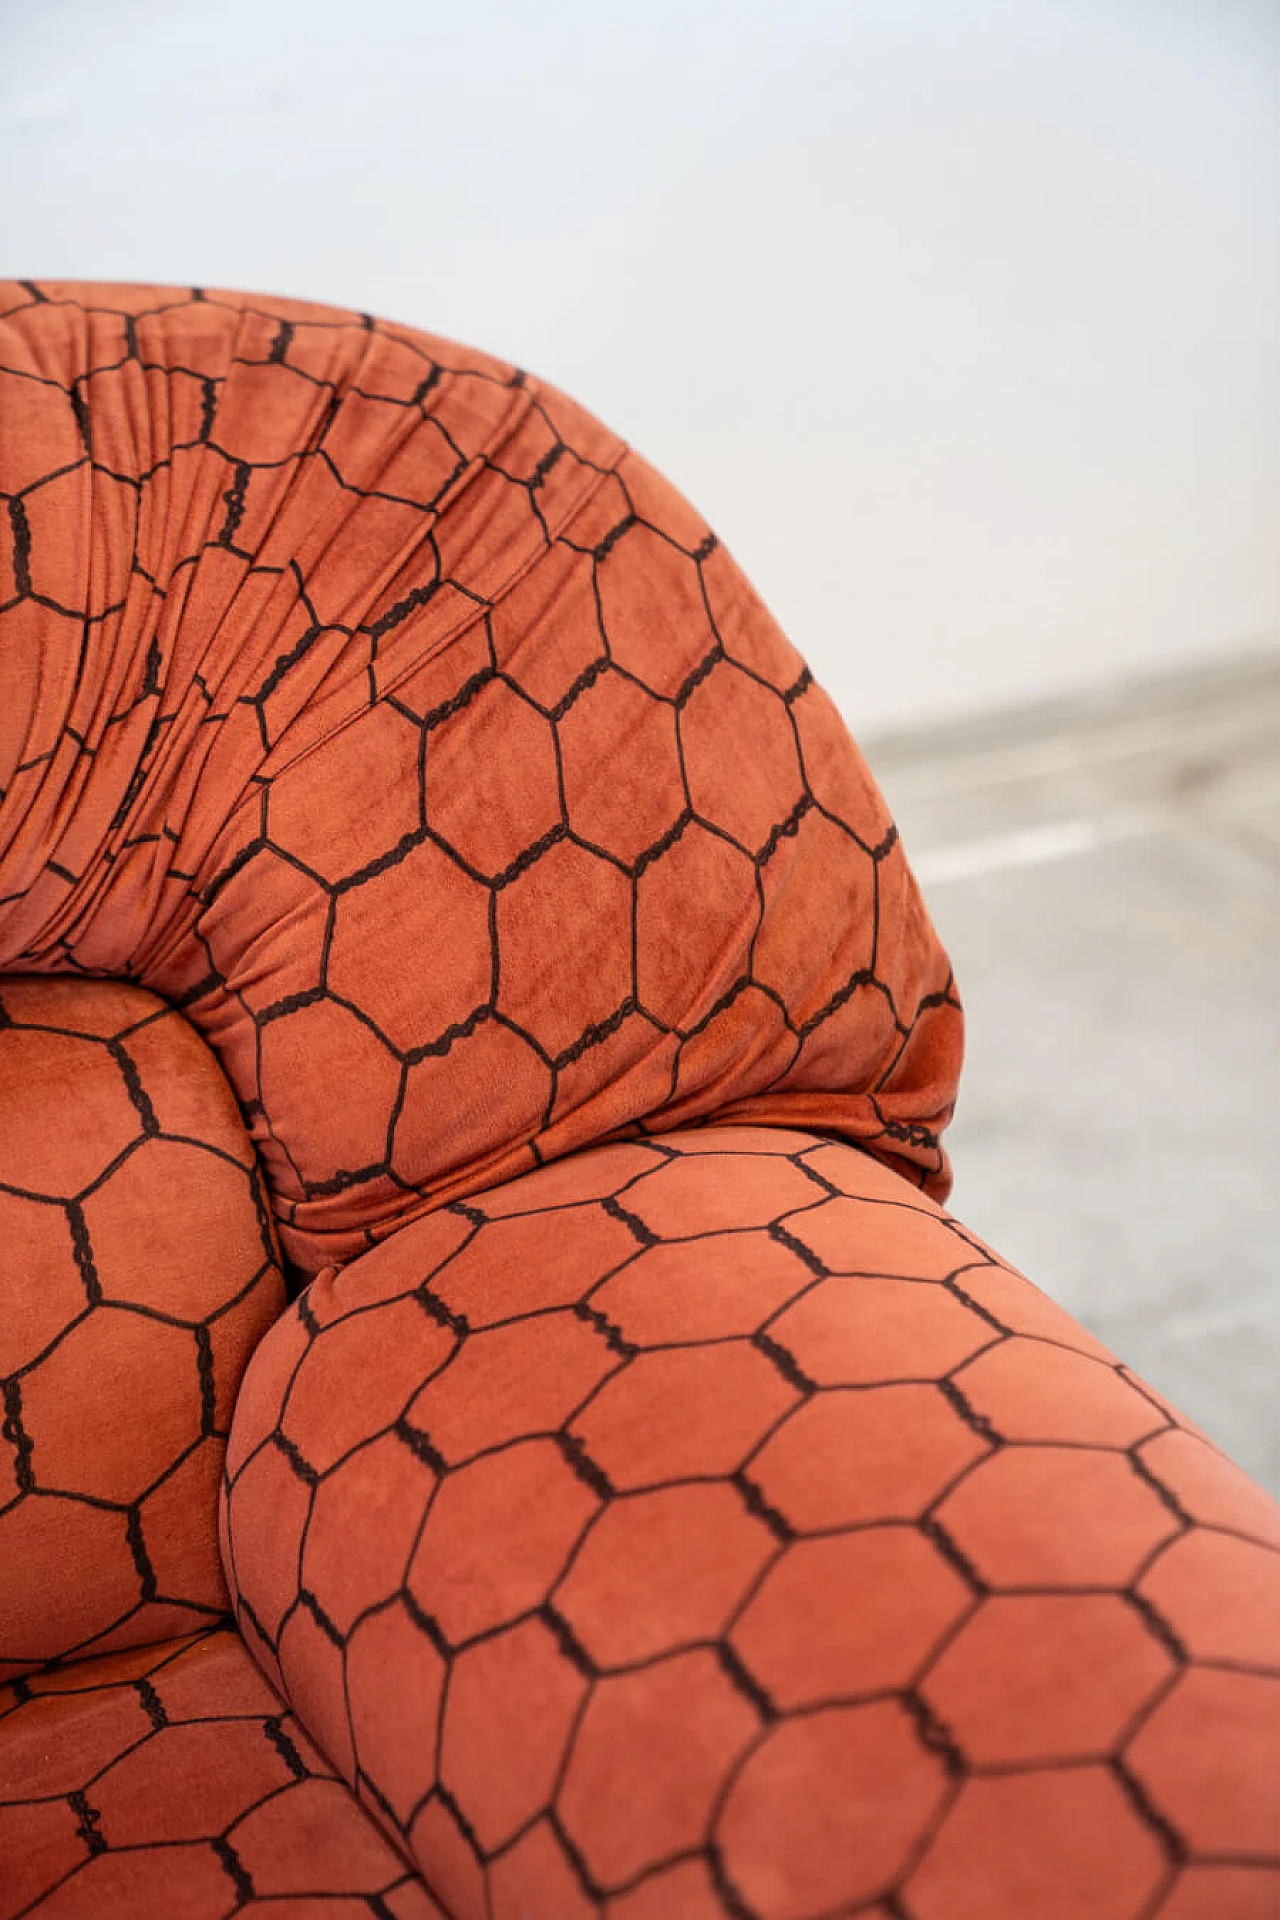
[1,282,1276,1919]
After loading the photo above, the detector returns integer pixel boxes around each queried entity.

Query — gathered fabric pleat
[0,282,961,1273]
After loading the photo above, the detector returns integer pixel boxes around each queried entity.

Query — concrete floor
[863,646,1280,1496]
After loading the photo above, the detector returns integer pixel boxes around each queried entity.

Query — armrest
[221,1125,1280,1919]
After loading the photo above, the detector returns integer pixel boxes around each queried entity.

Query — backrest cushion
[0,284,961,1274]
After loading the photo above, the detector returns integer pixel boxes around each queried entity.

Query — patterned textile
[223,1127,1280,1919]
[0,282,959,1277]
[0,1627,444,1916]
[1,283,1276,1917]
[0,977,283,1681]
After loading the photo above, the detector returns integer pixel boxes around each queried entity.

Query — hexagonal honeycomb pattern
[0,1625,446,1916]
[0,977,284,1681]
[0,281,961,1280]
[219,1127,1280,1919]
[2,282,1277,1917]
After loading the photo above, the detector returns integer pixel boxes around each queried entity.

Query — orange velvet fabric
[0,281,959,1278]
[222,1128,1280,1918]
[1,283,1278,1918]
[0,978,283,1681]
[0,1628,444,1916]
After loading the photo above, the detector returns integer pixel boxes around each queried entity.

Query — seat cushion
[0,977,284,1679]
[0,1625,443,1917]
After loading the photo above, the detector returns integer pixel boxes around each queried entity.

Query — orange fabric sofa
[1,281,1277,1919]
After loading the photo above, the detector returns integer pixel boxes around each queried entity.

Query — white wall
[3,0,1277,732]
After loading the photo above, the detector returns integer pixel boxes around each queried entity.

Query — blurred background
[3,0,1277,1487]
